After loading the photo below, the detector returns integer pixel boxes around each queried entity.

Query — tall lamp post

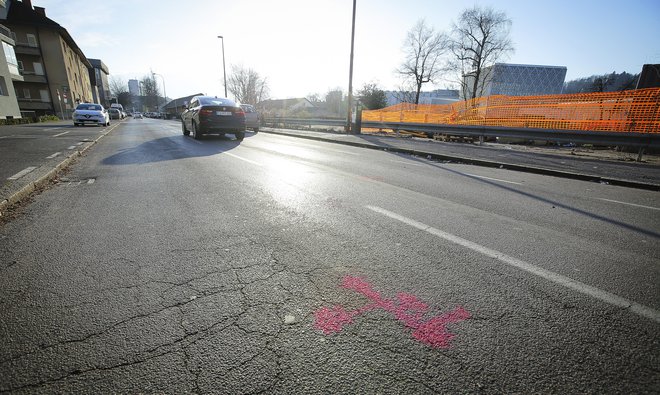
[217,35,227,97]
[152,72,167,117]
[346,0,357,133]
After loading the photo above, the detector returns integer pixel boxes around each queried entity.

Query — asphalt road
[1,118,659,393]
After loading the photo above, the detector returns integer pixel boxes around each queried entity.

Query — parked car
[181,96,246,140]
[134,112,143,119]
[108,108,122,120]
[73,103,110,127]
[240,104,261,132]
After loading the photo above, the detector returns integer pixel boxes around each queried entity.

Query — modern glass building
[463,63,567,99]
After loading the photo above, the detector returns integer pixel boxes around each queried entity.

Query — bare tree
[227,65,269,104]
[449,6,514,101]
[108,76,131,108]
[139,75,160,111]
[397,19,449,105]
[391,80,418,105]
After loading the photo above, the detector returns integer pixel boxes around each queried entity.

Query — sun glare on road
[263,156,318,209]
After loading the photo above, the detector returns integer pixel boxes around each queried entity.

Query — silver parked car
[240,104,261,132]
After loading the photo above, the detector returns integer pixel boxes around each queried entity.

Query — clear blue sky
[34,0,660,100]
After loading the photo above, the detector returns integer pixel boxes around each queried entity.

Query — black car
[181,96,246,140]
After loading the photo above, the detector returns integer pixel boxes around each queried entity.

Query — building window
[27,34,37,47]
[3,42,18,75]
[17,60,23,72]
[23,88,30,99]
[33,62,44,75]
[40,89,49,102]
[0,77,8,96]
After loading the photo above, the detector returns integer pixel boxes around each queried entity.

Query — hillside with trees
[563,71,639,94]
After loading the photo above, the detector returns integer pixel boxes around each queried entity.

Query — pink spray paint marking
[314,276,470,349]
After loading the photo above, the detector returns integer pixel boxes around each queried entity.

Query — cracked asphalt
[1,118,658,393]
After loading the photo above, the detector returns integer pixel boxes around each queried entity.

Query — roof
[163,93,204,111]
[258,98,315,109]
[4,0,92,69]
[88,59,110,74]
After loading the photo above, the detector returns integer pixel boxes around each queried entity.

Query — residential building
[385,89,460,106]
[128,79,140,96]
[1,0,93,118]
[462,63,567,100]
[89,59,110,107]
[0,22,22,119]
[258,98,316,117]
[161,92,203,119]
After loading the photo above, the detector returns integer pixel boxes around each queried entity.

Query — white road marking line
[75,142,83,146]
[366,205,660,324]
[390,160,425,166]
[465,173,523,185]
[46,152,61,159]
[8,166,37,180]
[224,152,262,166]
[53,131,69,137]
[67,145,76,150]
[87,179,95,184]
[596,198,660,211]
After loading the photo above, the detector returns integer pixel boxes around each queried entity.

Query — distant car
[181,96,246,140]
[108,108,122,120]
[73,103,110,127]
[240,104,261,132]
[134,112,143,119]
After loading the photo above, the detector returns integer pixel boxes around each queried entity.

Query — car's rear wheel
[181,120,190,136]
[192,121,202,140]
[235,131,245,141]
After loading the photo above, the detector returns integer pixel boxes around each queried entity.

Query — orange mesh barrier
[363,88,660,133]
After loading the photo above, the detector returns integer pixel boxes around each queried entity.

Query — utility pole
[346,0,357,133]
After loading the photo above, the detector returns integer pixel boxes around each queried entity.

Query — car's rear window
[76,104,102,111]
[199,98,236,107]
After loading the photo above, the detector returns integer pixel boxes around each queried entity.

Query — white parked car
[73,103,110,127]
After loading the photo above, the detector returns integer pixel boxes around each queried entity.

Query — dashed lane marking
[596,198,660,211]
[464,173,523,185]
[52,131,69,137]
[224,152,262,166]
[8,166,37,180]
[390,160,425,166]
[366,205,660,324]
[46,152,61,159]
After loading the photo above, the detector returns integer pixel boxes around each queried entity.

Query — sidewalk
[260,127,660,191]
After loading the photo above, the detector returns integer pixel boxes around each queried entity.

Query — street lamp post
[346,0,357,133]
[152,72,167,117]
[218,35,227,98]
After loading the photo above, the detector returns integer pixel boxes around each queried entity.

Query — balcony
[14,44,40,56]
[19,72,47,84]
[17,98,52,110]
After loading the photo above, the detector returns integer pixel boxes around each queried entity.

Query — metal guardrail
[263,118,660,151]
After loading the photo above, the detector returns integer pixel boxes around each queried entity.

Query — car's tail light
[234,108,245,116]
[199,108,213,117]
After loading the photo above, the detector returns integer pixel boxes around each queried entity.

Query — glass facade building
[463,63,567,99]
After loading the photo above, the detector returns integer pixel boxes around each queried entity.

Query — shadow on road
[102,135,242,165]
[388,150,660,239]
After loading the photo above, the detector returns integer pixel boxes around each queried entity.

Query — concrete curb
[261,128,660,192]
[0,122,119,217]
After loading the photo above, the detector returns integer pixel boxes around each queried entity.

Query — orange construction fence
[362,88,660,133]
